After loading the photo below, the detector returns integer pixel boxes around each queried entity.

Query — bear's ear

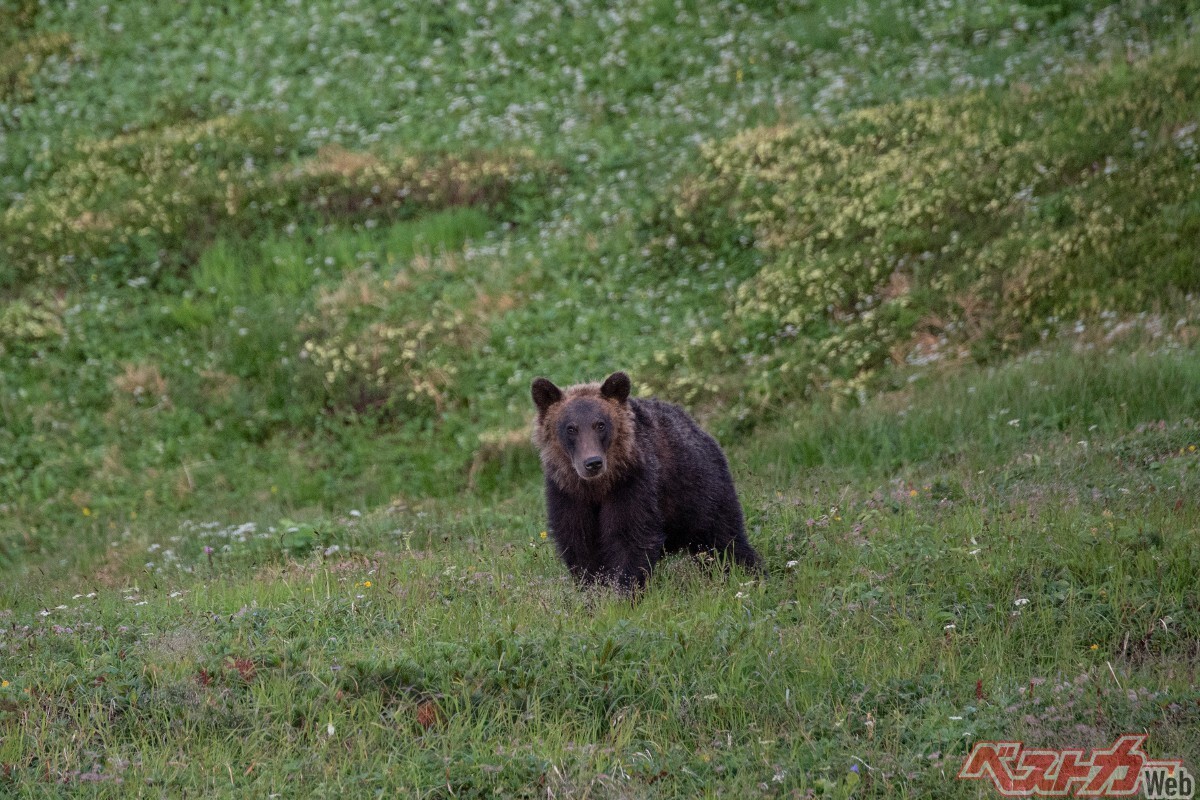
[531,377,563,415]
[600,371,631,404]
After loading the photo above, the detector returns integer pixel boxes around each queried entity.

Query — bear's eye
[566,424,578,435]
[595,421,606,433]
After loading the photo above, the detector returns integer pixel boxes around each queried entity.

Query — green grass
[193,207,494,302]
[2,0,1200,796]
[2,347,1198,796]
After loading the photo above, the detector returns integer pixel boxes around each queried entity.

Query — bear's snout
[574,453,606,479]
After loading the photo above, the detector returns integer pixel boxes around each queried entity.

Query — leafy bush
[298,243,496,418]
[0,117,549,290]
[0,291,64,354]
[0,31,72,104]
[650,45,1200,401]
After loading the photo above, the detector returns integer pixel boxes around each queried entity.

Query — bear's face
[554,397,615,480]
[532,372,632,483]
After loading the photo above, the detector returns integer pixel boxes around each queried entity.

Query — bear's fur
[531,371,763,592]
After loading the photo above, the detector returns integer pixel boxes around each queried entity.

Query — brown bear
[531,371,763,592]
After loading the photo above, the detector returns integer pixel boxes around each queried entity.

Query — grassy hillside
[2,0,1199,796]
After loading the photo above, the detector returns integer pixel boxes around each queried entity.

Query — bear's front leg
[545,480,603,583]
[598,482,666,594]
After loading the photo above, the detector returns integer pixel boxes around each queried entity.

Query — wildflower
[1013,598,1029,606]
[1090,643,1099,651]
[909,489,918,497]
[785,560,799,568]
[1,680,9,688]
[82,507,92,516]
[539,531,548,540]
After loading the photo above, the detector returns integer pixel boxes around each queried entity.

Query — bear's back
[630,397,739,538]
[631,397,726,463]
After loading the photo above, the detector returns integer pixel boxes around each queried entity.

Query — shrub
[0,291,65,354]
[0,117,549,290]
[298,249,489,419]
[0,31,73,104]
[648,46,1200,402]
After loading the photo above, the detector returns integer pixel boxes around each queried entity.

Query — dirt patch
[112,363,170,407]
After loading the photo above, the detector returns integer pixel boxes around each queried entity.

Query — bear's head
[531,372,633,484]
